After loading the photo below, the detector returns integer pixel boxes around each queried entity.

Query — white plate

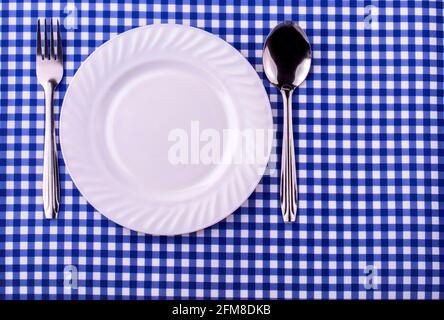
[60,24,273,235]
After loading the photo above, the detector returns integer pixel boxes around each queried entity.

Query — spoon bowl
[263,22,312,89]
[262,21,312,222]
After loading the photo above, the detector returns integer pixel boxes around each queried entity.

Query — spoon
[263,21,312,222]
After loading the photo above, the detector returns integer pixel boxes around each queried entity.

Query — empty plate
[60,24,273,235]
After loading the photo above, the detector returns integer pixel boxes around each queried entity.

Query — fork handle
[280,88,297,222]
[43,81,60,219]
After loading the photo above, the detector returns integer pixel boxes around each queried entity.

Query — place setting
[3,1,441,304]
[38,20,312,235]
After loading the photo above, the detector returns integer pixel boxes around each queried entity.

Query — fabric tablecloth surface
[0,0,442,299]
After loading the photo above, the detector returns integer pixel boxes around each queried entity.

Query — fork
[36,19,63,219]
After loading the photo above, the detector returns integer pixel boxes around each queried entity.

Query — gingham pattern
[0,0,442,300]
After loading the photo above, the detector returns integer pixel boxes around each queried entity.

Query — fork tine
[56,19,63,62]
[44,19,49,59]
[36,19,42,58]
[50,19,55,59]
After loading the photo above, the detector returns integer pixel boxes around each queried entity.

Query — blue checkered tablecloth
[0,0,442,300]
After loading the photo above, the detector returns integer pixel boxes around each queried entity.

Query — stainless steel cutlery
[34,19,310,225]
[263,21,312,222]
[36,19,63,219]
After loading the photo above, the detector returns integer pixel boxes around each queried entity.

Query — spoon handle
[280,89,297,222]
